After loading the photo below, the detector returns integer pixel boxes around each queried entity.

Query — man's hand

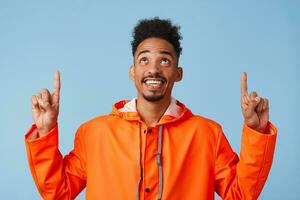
[241,72,269,133]
[31,71,61,136]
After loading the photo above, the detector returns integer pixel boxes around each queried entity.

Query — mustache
[141,74,167,84]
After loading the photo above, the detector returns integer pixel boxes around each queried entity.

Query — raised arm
[215,72,277,199]
[25,71,86,199]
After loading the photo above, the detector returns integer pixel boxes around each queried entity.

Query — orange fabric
[25,100,277,200]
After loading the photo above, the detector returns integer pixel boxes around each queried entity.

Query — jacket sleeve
[214,122,277,200]
[25,124,87,200]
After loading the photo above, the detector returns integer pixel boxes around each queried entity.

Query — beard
[142,93,165,102]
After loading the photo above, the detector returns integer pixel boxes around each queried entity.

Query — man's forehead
[135,38,176,57]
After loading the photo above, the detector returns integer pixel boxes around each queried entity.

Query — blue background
[0,0,299,199]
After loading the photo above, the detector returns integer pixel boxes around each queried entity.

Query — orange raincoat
[25,98,277,199]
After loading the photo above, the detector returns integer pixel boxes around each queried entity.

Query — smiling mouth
[143,77,166,89]
[141,75,167,90]
[144,79,164,86]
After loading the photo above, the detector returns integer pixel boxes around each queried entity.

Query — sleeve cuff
[244,121,277,136]
[25,124,58,144]
[242,121,277,163]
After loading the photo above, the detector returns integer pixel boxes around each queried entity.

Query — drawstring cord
[136,124,164,200]
[157,125,164,200]
[136,123,142,200]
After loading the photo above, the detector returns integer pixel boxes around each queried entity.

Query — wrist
[37,124,57,137]
[248,124,270,134]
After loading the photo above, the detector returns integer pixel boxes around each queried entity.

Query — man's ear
[175,66,183,82]
[129,65,135,81]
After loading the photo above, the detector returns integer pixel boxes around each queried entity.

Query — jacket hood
[110,98,194,125]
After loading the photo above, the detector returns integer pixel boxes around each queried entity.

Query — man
[25,18,277,200]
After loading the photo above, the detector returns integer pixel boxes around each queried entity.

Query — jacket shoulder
[190,114,221,126]
[79,115,114,130]
[72,115,121,144]
[188,115,223,133]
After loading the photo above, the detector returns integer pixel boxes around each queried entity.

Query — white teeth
[145,80,162,86]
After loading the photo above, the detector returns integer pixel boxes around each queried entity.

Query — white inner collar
[118,97,182,118]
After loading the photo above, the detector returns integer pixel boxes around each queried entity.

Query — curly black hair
[131,17,182,58]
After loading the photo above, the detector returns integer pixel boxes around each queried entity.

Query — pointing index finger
[52,71,61,103]
[241,72,248,97]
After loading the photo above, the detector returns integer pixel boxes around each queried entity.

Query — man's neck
[136,96,171,127]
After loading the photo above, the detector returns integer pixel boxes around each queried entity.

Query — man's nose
[147,61,161,74]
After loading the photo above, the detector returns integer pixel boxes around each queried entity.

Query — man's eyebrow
[137,50,150,58]
[160,51,174,58]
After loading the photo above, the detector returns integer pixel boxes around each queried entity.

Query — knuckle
[42,89,48,95]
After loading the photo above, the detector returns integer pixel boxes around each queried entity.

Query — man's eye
[139,57,148,64]
[161,58,170,65]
